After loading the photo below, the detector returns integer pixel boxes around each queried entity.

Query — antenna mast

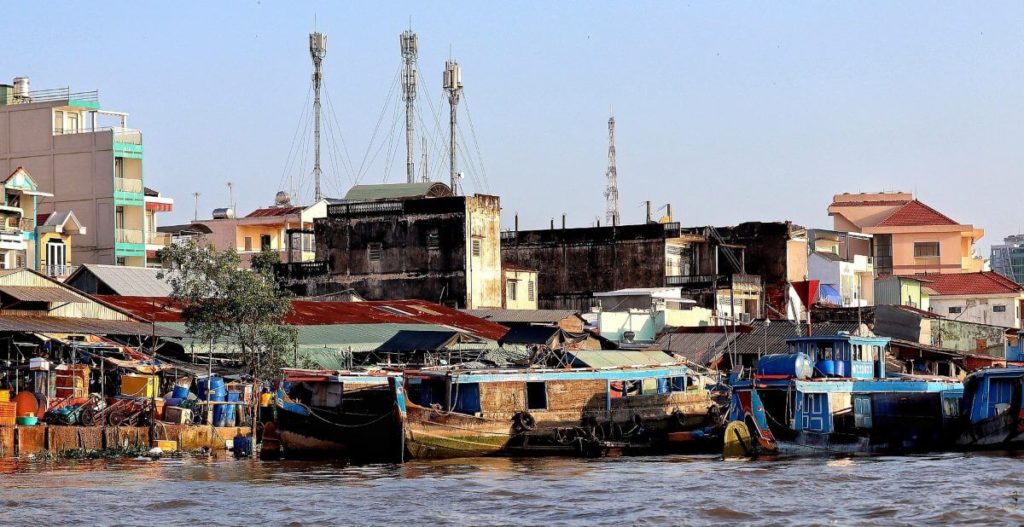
[443,59,463,195]
[192,192,200,221]
[309,30,328,202]
[604,115,620,226]
[401,30,419,184]
[420,136,429,182]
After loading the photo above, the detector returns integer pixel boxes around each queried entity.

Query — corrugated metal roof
[464,308,582,325]
[99,296,509,341]
[0,316,181,337]
[376,330,461,353]
[0,285,87,303]
[245,206,305,218]
[343,182,452,201]
[566,350,678,368]
[70,265,175,297]
[499,325,560,345]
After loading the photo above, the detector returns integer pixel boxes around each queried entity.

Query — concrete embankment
[0,425,251,457]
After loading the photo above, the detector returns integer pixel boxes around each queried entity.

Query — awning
[565,350,679,368]
[0,316,182,337]
[0,285,85,303]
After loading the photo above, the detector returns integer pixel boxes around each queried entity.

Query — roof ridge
[876,199,958,227]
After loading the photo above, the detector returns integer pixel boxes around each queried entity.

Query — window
[66,112,79,133]
[506,279,517,301]
[53,111,64,133]
[426,230,440,249]
[913,242,940,258]
[948,306,963,314]
[528,280,535,301]
[942,396,961,418]
[260,234,272,251]
[994,305,1007,313]
[368,243,383,262]
[853,396,873,429]
[244,237,253,252]
[471,239,481,257]
[525,382,547,410]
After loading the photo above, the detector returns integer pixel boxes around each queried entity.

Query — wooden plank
[0,426,14,458]
[15,426,45,456]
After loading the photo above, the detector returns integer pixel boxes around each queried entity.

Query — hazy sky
[5,2,1023,252]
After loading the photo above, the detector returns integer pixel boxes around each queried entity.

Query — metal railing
[15,88,99,105]
[115,177,144,193]
[146,231,172,247]
[53,126,143,145]
[115,228,144,244]
[666,273,762,289]
[273,261,329,280]
[44,264,76,277]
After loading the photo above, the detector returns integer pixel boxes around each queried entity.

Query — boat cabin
[784,334,889,380]
[962,367,1024,424]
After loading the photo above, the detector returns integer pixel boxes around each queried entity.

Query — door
[46,240,66,275]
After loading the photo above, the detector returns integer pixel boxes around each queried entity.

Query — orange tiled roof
[919,272,1024,296]
[876,200,958,227]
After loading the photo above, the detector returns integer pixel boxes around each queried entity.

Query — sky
[4,2,1023,252]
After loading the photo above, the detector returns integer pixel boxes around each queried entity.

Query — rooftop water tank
[212,207,235,220]
[274,191,292,207]
[12,77,29,99]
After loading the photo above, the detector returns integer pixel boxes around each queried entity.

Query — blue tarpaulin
[818,284,843,306]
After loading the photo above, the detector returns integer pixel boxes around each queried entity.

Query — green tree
[157,240,297,379]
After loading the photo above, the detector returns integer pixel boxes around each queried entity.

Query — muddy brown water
[1,453,1022,526]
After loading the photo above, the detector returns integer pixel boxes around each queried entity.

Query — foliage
[157,240,297,379]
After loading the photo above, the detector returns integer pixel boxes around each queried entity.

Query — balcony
[115,177,144,194]
[116,228,144,244]
[146,231,172,247]
[273,261,329,281]
[666,273,762,290]
[44,264,76,278]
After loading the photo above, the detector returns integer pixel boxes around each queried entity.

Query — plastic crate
[0,401,16,426]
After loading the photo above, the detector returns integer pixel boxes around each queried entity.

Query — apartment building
[828,192,984,276]
[0,77,173,268]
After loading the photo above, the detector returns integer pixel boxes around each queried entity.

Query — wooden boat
[956,367,1024,449]
[273,369,407,462]
[727,334,963,457]
[403,364,721,460]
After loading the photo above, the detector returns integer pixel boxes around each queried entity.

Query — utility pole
[192,192,200,221]
[226,181,235,213]
[309,30,327,202]
[420,136,429,182]
[401,30,418,184]
[604,115,620,226]
[443,59,463,195]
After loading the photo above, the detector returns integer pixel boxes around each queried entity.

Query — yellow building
[36,211,87,278]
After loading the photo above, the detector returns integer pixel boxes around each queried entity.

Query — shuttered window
[913,242,940,258]
[368,243,383,262]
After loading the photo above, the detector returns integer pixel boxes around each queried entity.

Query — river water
[1,452,1022,526]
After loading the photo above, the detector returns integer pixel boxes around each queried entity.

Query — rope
[287,400,394,429]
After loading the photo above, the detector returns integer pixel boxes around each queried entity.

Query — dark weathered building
[310,185,502,309]
[500,221,764,315]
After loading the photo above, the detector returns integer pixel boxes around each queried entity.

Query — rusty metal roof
[0,315,181,337]
[0,285,86,303]
[95,296,509,341]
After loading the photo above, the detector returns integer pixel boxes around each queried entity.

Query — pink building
[828,192,984,276]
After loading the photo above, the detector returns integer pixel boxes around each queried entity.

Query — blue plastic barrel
[172,386,189,399]
[756,353,815,379]
[223,392,240,427]
[164,397,184,407]
[197,376,226,400]
[818,360,836,377]
[834,360,847,378]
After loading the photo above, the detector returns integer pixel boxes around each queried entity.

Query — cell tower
[309,30,327,202]
[443,59,463,195]
[401,30,418,184]
[604,115,620,226]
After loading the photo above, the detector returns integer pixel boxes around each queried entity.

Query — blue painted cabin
[730,333,963,455]
[956,367,1024,449]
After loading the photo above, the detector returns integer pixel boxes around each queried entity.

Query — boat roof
[408,364,693,383]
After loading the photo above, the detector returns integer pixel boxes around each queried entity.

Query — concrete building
[828,192,984,276]
[36,210,86,277]
[874,275,931,310]
[920,272,1024,328]
[0,166,50,270]
[593,287,714,347]
[501,221,769,318]
[991,234,1024,285]
[501,265,538,310]
[0,79,173,267]
[807,229,875,307]
[160,194,328,269]
[310,183,502,309]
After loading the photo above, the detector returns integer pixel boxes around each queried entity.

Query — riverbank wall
[0,425,251,457]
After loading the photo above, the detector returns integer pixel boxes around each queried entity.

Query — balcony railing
[44,264,76,277]
[146,231,172,247]
[115,177,144,194]
[18,218,34,231]
[113,128,142,145]
[273,261,329,281]
[116,228,144,244]
[666,273,762,290]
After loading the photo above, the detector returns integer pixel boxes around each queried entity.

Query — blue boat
[727,333,963,456]
[956,367,1024,449]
